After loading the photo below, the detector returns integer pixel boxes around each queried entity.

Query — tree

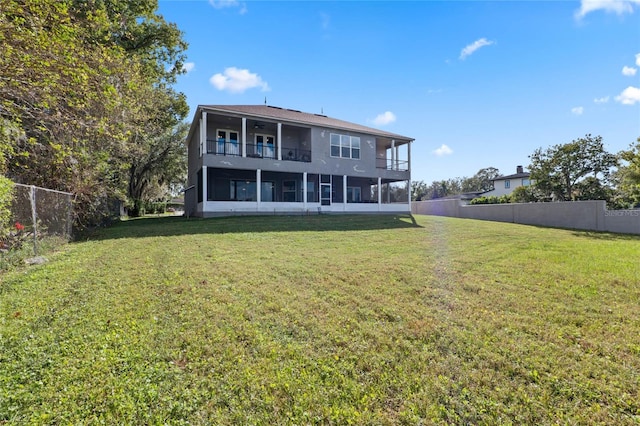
[127,122,188,217]
[510,185,542,203]
[613,138,640,207]
[411,180,428,201]
[412,167,499,201]
[1,0,189,226]
[422,179,462,199]
[461,167,500,192]
[528,134,617,201]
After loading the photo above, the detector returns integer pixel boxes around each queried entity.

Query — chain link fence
[9,183,74,255]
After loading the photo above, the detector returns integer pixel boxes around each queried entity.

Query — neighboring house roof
[196,105,414,142]
[493,171,530,181]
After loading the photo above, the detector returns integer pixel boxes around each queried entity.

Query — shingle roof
[493,172,530,181]
[200,105,413,141]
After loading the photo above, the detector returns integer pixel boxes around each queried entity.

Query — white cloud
[209,0,247,14]
[459,38,495,60]
[594,96,610,104]
[209,67,270,93]
[433,144,453,156]
[575,0,640,18]
[622,66,637,76]
[636,53,640,66]
[615,86,640,105]
[571,106,584,115]
[371,111,396,126]
[182,62,195,73]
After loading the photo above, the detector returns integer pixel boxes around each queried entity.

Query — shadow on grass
[85,214,422,241]
[569,230,640,241]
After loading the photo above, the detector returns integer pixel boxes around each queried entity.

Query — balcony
[376,158,409,171]
[281,147,311,163]
[207,139,240,156]
[207,139,311,162]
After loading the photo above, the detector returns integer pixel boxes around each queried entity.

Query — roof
[198,105,414,141]
[493,172,530,181]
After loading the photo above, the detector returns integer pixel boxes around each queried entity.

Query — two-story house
[184,105,414,217]
[481,165,531,197]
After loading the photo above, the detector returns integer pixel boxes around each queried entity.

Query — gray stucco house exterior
[184,105,414,217]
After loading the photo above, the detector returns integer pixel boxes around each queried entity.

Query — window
[351,138,360,159]
[229,180,275,201]
[230,180,256,201]
[306,181,316,202]
[217,129,239,155]
[347,186,361,203]
[330,133,361,159]
[504,180,511,189]
[522,179,531,186]
[283,180,296,202]
[261,182,274,202]
[255,134,275,158]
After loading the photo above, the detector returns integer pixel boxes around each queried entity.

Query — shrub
[469,195,509,205]
[0,175,15,238]
[1,221,29,251]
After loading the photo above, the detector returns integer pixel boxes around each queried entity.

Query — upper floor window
[504,180,511,189]
[522,179,531,186]
[217,129,239,155]
[330,134,360,159]
[254,134,275,158]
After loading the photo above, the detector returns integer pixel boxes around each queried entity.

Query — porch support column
[277,123,282,160]
[200,111,207,157]
[408,140,412,208]
[377,177,382,212]
[303,172,308,207]
[343,175,347,211]
[395,145,400,170]
[202,166,207,213]
[256,169,262,210]
[391,140,396,170]
[241,117,247,157]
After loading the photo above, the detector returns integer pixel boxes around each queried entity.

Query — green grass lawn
[1,214,639,424]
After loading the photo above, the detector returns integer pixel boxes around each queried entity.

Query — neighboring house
[482,166,531,197]
[184,105,414,217]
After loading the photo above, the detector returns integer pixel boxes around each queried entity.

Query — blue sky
[159,0,640,183]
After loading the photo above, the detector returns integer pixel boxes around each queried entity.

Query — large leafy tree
[528,134,617,201]
[128,122,189,216]
[1,0,128,226]
[1,0,189,226]
[615,137,640,207]
[461,167,500,193]
[75,0,189,218]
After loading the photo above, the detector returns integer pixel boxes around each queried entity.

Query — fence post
[30,185,38,255]
[67,193,74,238]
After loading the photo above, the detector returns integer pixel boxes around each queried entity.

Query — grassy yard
[1,214,639,424]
